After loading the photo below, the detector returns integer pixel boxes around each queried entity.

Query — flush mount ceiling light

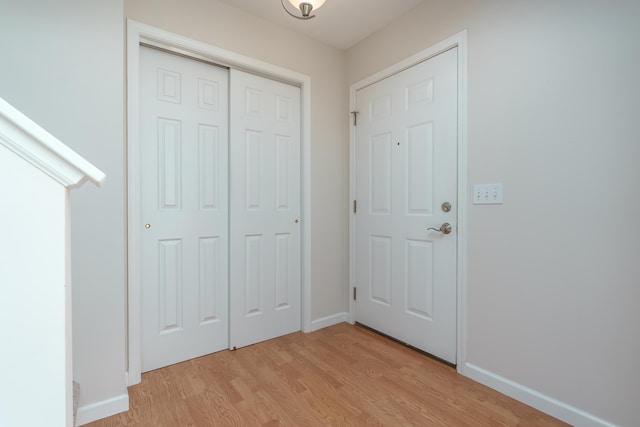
[281,0,326,20]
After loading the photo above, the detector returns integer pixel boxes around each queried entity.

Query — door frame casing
[348,30,468,369]
[126,20,313,386]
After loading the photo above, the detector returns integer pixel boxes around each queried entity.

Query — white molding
[347,69,357,325]
[454,30,469,371]
[311,313,349,332]
[461,363,617,427]
[126,20,143,387]
[75,393,129,426]
[0,96,105,188]
[348,31,469,366]
[126,20,313,386]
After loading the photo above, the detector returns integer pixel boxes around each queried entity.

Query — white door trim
[348,30,468,370]
[126,19,313,386]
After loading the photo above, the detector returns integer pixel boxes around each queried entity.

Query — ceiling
[219,0,426,51]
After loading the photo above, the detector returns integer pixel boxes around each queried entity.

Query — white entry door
[355,47,458,363]
[229,69,302,349]
[140,46,229,371]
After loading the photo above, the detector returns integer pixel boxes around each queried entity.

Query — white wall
[0,145,68,426]
[0,0,128,421]
[126,0,350,320]
[348,0,640,425]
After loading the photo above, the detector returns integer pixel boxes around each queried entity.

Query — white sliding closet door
[139,48,302,371]
[140,46,229,372]
[229,69,302,349]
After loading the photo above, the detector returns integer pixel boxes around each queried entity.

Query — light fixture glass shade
[287,0,326,11]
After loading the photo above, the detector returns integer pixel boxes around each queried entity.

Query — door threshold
[355,322,456,369]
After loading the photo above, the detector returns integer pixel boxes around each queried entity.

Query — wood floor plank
[86,323,568,427]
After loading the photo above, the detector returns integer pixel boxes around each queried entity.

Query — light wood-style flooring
[86,323,567,426]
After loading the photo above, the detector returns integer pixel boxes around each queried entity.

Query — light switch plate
[473,183,504,204]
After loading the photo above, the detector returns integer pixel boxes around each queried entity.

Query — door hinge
[351,110,359,126]
[353,200,357,214]
[353,287,357,301]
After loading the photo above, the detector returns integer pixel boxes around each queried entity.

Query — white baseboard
[310,312,349,332]
[461,363,617,427]
[75,393,129,426]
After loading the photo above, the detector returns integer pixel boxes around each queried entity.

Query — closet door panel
[140,46,229,372]
[229,69,302,349]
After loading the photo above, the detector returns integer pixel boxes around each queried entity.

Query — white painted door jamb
[348,30,468,371]
[126,19,312,386]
